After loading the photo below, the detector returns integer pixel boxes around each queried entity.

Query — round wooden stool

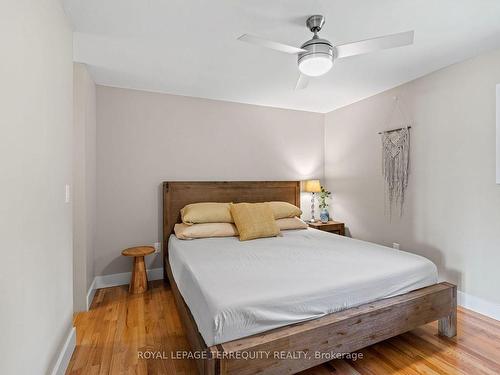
[121,246,155,294]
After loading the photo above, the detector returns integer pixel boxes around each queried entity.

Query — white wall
[96,86,324,276]
[73,63,96,312]
[0,1,74,374]
[496,84,500,184]
[325,48,500,305]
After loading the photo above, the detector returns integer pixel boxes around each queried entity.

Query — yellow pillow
[174,223,238,240]
[230,203,280,241]
[268,201,302,219]
[276,217,308,230]
[181,202,233,225]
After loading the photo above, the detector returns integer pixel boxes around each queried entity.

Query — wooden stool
[121,246,155,294]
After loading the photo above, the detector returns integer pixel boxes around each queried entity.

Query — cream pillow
[230,203,280,241]
[268,201,302,219]
[276,217,308,230]
[174,222,238,240]
[180,202,233,225]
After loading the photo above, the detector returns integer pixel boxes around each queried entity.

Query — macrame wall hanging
[379,97,412,218]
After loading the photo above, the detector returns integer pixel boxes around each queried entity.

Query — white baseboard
[458,291,500,321]
[86,268,164,307]
[50,326,76,375]
[86,278,96,310]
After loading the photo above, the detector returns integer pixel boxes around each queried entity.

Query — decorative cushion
[268,201,302,219]
[180,202,233,225]
[230,203,280,241]
[174,222,238,240]
[276,217,308,230]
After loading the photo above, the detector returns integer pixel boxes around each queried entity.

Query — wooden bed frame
[163,181,457,375]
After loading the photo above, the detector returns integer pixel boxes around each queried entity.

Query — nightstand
[121,246,155,294]
[308,220,345,236]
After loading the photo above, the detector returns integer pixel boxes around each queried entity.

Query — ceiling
[65,0,500,113]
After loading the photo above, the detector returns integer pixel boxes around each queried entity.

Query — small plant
[317,186,331,209]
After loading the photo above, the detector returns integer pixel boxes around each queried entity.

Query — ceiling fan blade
[295,74,309,90]
[238,34,306,54]
[335,30,414,59]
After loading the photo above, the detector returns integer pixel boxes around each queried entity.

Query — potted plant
[317,186,331,223]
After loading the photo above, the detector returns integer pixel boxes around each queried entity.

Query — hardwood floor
[67,281,500,374]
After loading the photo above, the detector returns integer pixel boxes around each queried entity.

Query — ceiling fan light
[298,54,333,77]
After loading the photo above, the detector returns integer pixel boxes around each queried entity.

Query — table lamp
[303,179,321,222]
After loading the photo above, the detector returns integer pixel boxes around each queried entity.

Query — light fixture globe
[297,37,334,77]
[298,54,333,77]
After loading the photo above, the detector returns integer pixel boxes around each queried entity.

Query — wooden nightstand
[308,220,345,236]
[122,246,155,294]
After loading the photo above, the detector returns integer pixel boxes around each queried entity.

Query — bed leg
[438,312,457,337]
[438,284,457,337]
[205,346,222,375]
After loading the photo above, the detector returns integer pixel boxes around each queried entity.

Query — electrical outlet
[392,242,400,250]
[154,242,161,253]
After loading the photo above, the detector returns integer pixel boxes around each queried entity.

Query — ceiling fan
[237,15,414,90]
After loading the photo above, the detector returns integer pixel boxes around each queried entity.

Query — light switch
[65,184,70,203]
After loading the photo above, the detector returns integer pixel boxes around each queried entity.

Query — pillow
[268,201,302,219]
[180,202,233,225]
[230,203,280,241]
[276,217,308,230]
[174,222,238,240]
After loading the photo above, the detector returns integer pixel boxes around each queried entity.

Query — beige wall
[0,1,74,373]
[325,48,500,304]
[73,63,96,312]
[96,86,324,276]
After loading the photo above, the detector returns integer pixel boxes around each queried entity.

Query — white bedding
[169,228,437,346]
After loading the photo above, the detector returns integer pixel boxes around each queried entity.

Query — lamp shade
[303,179,321,193]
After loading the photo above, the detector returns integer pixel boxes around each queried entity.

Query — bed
[163,181,457,375]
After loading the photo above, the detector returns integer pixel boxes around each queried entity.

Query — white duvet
[169,228,437,346]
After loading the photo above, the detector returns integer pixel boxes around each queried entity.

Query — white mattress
[169,228,437,346]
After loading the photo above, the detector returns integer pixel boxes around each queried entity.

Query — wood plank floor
[67,280,500,374]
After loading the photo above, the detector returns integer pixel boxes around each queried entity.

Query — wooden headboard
[162,181,301,279]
